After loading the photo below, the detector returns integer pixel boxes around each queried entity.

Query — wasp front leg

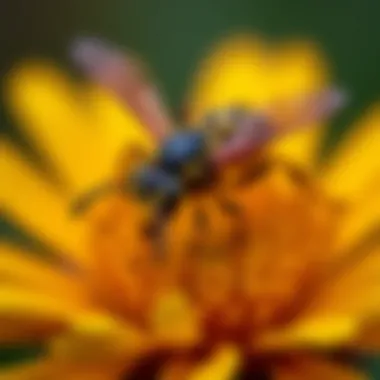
[70,182,120,216]
[144,204,173,262]
[128,166,183,260]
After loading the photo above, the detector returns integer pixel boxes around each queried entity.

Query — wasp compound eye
[158,131,207,175]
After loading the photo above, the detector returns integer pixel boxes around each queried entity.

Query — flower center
[86,157,340,350]
[164,159,339,338]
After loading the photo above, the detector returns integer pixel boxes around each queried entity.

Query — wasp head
[203,107,250,148]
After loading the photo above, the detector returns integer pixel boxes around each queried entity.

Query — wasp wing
[70,37,173,141]
[268,87,347,134]
[210,88,347,166]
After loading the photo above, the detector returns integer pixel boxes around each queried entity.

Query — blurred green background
[1,0,380,142]
[1,0,379,377]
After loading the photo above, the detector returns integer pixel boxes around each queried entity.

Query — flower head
[1,34,379,379]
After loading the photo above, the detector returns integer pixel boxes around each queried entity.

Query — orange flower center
[85,156,340,350]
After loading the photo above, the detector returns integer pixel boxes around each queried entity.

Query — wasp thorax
[204,107,251,148]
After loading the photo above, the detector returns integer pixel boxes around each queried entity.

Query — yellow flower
[1,34,379,379]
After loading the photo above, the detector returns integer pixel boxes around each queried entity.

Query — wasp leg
[143,194,180,261]
[217,197,243,219]
[70,182,117,216]
[216,197,248,252]
[187,206,210,259]
[149,212,168,261]
[193,206,209,231]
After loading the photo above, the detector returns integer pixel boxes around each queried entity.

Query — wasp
[70,37,346,257]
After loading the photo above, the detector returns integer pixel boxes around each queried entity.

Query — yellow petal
[151,289,201,349]
[329,116,380,258]
[85,85,155,164]
[160,346,242,380]
[0,359,57,380]
[49,312,150,365]
[5,61,132,194]
[188,345,242,380]
[186,34,270,124]
[255,315,359,350]
[320,103,380,202]
[270,41,327,100]
[0,286,82,343]
[305,244,380,319]
[0,139,88,267]
[274,356,368,380]
[334,189,380,255]
[259,243,380,351]
[0,242,85,302]
[268,127,324,171]
[0,359,121,380]
[268,41,328,169]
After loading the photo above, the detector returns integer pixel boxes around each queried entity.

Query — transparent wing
[268,87,348,134]
[70,36,173,141]
[211,88,347,166]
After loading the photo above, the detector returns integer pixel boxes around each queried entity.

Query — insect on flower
[70,37,347,258]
